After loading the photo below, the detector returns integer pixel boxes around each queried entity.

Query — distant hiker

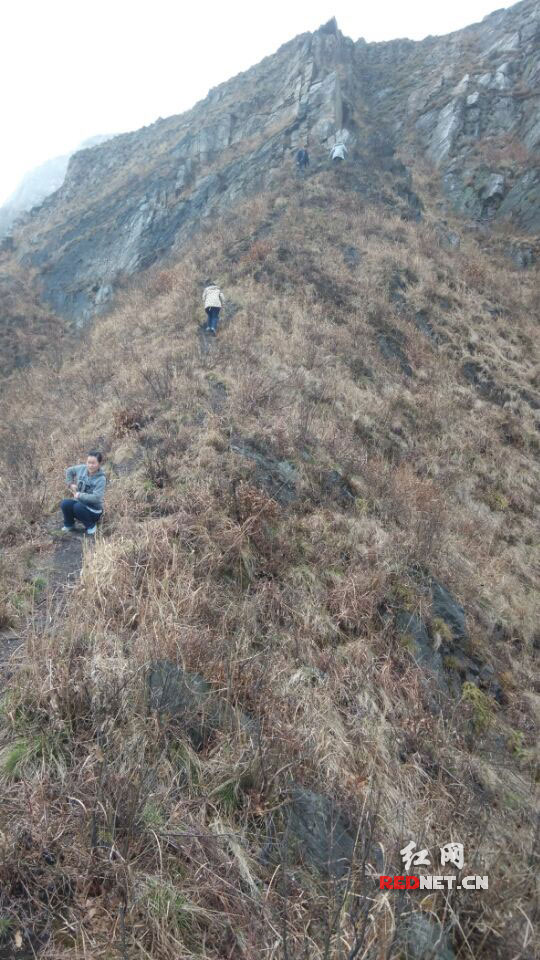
[331,142,348,162]
[296,147,309,171]
[202,280,224,336]
[61,451,106,535]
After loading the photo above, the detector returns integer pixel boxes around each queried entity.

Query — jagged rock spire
[318,17,339,36]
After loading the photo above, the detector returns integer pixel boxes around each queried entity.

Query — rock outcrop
[378,0,540,228]
[2,2,538,324]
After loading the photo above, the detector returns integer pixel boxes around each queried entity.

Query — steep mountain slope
[0,6,538,960]
[0,156,538,959]
[1,0,538,332]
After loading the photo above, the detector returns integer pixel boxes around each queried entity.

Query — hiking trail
[0,519,89,692]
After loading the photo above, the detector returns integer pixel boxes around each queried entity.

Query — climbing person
[61,451,106,535]
[202,280,224,336]
[296,146,309,172]
[331,141,348,163]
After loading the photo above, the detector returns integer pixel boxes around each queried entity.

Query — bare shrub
[112,404,145,436]
[139,355,179,402]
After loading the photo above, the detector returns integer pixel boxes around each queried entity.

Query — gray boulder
[148,660,257,748]
[342,243,361,268]
[398,913,455,960]
[414,309,448,346]
[148,660,213,748]
[286,787,357,879]
[395,610,444,678]
[498,170,540,233]
[506,243,536,269]
[322,469,356,505]
[437,228,461,250]
[431,579,467,641]
[377,331,413,377]
[230,438,299,504]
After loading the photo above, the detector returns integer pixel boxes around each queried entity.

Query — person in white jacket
[331,142,348,162]
[202,281,224,336]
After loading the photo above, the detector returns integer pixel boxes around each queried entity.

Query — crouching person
[61,450,106,535]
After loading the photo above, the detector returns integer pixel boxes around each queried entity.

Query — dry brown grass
[0,166,538,958]
[472,133,532,170]
[0,261,64,378]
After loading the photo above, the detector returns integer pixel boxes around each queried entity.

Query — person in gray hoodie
[61,451,106,535]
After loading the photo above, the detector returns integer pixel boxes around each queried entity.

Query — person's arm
[66,464,82,489]
[77,474,106,507]
[219,290,225,306]
[202,288,208,303]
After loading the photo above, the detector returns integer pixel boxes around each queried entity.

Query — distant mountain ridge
[0,134,114,238]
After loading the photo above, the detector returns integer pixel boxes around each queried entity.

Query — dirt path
[0,521,90,691]
[43,522,87,601]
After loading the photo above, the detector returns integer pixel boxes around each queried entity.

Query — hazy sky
[1,0,509,203]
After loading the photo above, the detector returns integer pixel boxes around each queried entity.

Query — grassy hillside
[0,161,538,959]
[0,257,64,377]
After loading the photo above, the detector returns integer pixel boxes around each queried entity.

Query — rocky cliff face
[362,0,539,228]
[4,1,539,324]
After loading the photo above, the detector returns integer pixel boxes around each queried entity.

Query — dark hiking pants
[61,498,102,530]
[205,306,220,332]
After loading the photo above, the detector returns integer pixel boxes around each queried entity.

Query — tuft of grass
[399,633,418,655]
[390,582,417,611]
[461,682,496,734]
[143,876,213,941]
[0,602,14,630]
[484,487,510,512]
[0,737,41,779]
[0,731,68,781]
[506,728,525,758]
[142,801,167,830]
[431,617,454,644]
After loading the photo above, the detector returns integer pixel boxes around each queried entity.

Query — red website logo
[379,842,488,891]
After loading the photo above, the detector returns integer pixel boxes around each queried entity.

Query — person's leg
[204,306,211,331]
[209,307,220,333]
[61,498,76,529]
[73,501,101,532]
